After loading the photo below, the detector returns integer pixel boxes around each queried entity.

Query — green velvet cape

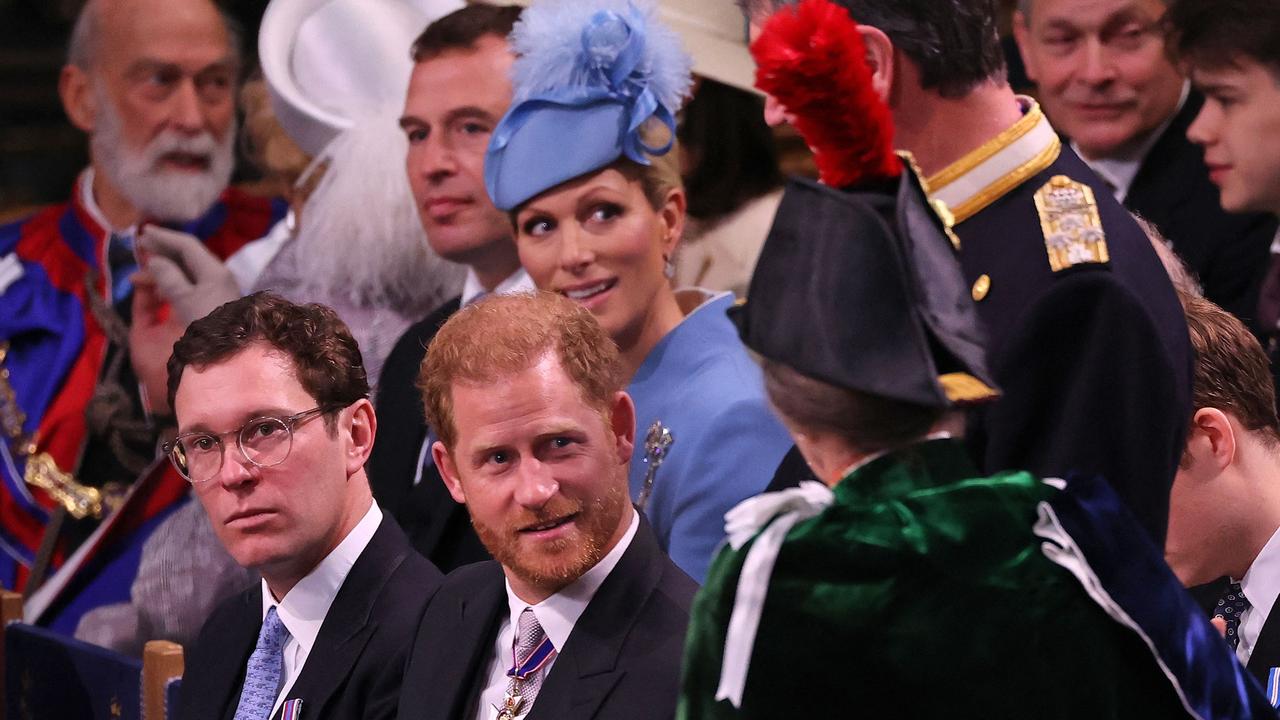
[678,439,1188,718]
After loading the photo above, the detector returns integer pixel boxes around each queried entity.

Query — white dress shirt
[410,266,535,486]
[1237,524,1280,665]
[471,509,640,720]
[259,502,383,718]
[460,266,534,306]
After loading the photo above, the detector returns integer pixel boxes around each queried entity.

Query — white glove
[137,226,241,323]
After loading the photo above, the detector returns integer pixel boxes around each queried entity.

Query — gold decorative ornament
[971,274,991,302]
[1,341,106,520]
[1034,176,1110,272]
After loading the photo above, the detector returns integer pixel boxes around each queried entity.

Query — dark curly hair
[166,292,369,430]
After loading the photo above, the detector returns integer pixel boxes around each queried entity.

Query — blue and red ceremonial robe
[0,174,284,621]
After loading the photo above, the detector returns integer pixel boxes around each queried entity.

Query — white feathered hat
[258,0,466,157]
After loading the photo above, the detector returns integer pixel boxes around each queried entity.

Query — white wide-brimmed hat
[503,0,756,94]
[258,0,466,157]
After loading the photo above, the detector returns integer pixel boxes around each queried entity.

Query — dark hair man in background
[370,3,532,573]
[1165,0,1280,390]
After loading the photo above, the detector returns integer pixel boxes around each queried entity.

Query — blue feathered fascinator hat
[484,0,693,211]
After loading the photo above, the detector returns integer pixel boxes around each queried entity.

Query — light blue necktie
[233,606,290,720]
[107,232,137,304]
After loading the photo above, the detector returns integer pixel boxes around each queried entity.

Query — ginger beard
[91,83,236,223]
[473,472,628,591]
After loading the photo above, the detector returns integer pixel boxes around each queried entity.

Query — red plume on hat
[750,0,901,188]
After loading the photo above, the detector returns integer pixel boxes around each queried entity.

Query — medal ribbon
[507,635,556,681]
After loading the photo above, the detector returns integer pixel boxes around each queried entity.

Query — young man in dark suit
[1166,0,1280,401]
[398,292,697,720]
[370,4,533,572]
[168,293,442,720]
[1012,0,1276,325]
[1166,294,1280,685]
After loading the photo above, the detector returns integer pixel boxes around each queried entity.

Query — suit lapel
[1126,93,1203,212]
[527,516,665,720]
[272,518,406,718]
[1247,593,1280,685]
[209,587,263,720]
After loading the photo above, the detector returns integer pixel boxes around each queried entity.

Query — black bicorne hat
[731,164,999,408]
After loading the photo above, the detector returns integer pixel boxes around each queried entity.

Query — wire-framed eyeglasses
[163,405,338,483]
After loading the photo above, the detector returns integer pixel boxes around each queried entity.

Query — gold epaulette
[1033,176,1111,272]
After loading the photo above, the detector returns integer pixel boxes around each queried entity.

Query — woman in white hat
[247,0,465,386]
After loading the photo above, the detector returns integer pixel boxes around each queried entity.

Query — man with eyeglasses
[168,292,442,720]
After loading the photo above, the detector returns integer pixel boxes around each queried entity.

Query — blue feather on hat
[509,0,692,112]
[484,0,694,210]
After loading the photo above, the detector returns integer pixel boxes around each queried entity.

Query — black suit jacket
[1125,91,1278,325]
[397,515,697,720]
[177,515,443,720]
[1248,595,1280,684]
[368,297,490,572]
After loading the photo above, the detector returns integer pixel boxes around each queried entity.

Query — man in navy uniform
[743,0,1192,546]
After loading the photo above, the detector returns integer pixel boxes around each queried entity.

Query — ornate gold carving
[1034,176,1110,272]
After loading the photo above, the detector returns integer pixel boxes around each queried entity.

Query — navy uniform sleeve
[972,268,1184,545]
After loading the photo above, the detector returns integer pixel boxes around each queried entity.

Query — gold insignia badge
[1034,176,1110,272]
[971,274,991,302]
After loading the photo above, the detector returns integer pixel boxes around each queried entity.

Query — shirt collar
[503,508,640,652]
[924,96,1062,224]
[461,267,535,306]
[1240,523,1280,615]
[261,502,383,656]
[1073,81,1191,202]
[79,167,138,236]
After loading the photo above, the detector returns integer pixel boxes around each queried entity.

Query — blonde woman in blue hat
[484,0,792,583]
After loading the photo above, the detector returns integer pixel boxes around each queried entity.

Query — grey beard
[91,90,236,223]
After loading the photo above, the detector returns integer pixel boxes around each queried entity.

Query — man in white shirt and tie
[397,292,697,720]
[171,292,442,720]
[1165,293,1280,687]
